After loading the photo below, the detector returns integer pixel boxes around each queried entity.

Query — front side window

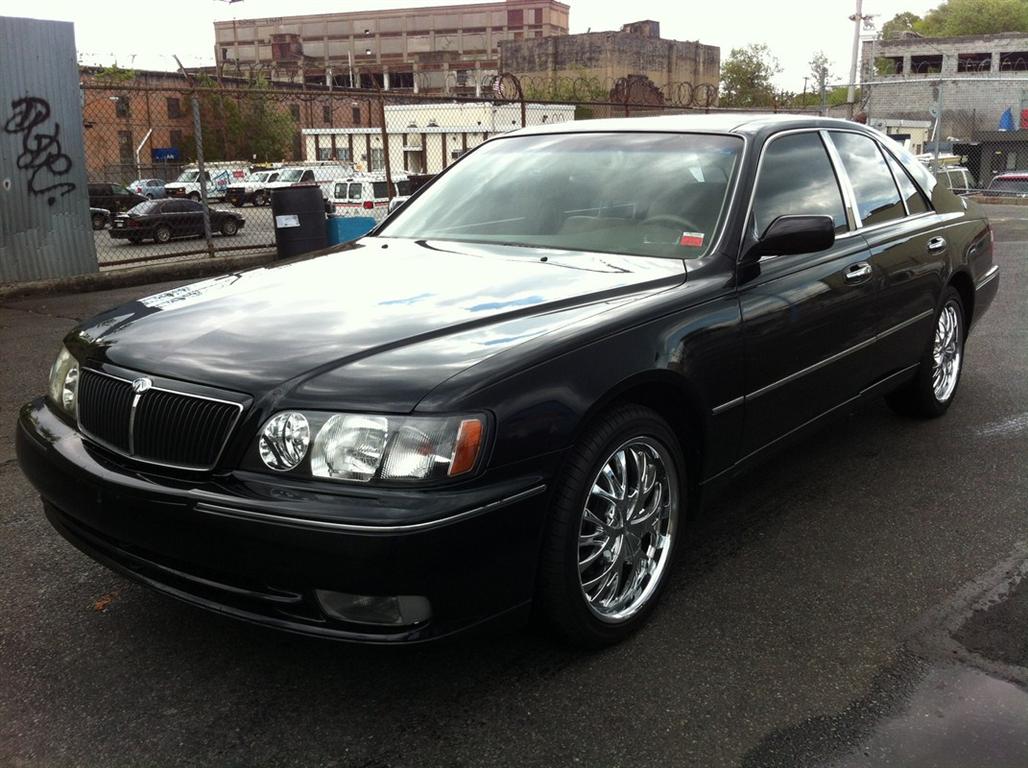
[348,183,363,200]
[753,132,848,236]
[278,170,304,183]
[829,132,904,227]
[382,132,743,259]
[372,181,389,198]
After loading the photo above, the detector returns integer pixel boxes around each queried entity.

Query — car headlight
[257,411,484,484]
[48,346,79,418]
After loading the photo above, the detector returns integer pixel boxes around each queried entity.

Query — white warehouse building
[302,102,575,174]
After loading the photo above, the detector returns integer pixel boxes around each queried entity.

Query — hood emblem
[132,377,153,394]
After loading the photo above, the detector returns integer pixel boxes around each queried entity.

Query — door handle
[927,236,947,251]
[844,262,872,282]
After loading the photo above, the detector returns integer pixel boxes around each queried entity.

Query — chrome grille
[77,369,243,470]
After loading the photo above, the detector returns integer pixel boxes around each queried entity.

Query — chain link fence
[78,70,1028,271]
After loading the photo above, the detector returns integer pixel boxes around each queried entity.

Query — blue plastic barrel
[326,215,377,245]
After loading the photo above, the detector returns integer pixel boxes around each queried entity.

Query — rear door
[827,132,948,382]
[738,130,877,456]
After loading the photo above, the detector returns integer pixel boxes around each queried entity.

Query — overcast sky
[17,0,942,90]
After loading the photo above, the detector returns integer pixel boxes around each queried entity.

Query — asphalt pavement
[1,207,1026,767]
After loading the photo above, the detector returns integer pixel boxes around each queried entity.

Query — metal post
[378,94,393,200]
[190,94,216,258]
[932,79,945,172]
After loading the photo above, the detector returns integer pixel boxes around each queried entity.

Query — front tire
[886,286,965,418]
[537,405,684,647]
[253,190,267,206]
[154,224,172,244]
[90,212,106,230]
[188,192,200,203]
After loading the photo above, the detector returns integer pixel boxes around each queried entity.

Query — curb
[0,251,277,302]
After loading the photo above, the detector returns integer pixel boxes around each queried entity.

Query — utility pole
[847,0,863,105]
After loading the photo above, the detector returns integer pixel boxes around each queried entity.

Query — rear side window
[302,170,315,182]
[348,183,362,200]
[372,181,389,198]
[829,132,905,227]
[753,132,848,236]
[396,180,412,196]
[333,183,347,199]
[884,151,928,214]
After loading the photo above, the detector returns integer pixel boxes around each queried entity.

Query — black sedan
[17,115,999,646]
[109,199,244,244]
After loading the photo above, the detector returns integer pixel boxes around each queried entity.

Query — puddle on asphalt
[742,547,1028,768]
[827,663,1028,768]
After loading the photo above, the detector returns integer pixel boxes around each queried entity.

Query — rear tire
[537,404,685,647]
[253,191,267,206]
[154,224,172,244]
[220,218,239,236]
[886,286,965,418]
[91,212,106,230]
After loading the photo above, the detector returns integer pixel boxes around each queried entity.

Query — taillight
[363,200,373,210]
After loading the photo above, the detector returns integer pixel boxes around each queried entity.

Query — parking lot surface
[1,207,1026,767]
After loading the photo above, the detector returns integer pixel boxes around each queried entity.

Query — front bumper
[16,399,550,643]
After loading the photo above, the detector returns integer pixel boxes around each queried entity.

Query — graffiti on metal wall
[3,96,76,205]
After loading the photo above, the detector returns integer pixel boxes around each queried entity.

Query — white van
[329,174,412,222]
[165,162,249,201]
[265,164,352,199]
[224,169,281,207]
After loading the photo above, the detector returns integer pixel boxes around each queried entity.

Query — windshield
[175,170,200,182]
[246,172,269,183]
[380,132,743,259]
[278,169,305,182]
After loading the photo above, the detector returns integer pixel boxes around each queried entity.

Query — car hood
[73,238,685,410]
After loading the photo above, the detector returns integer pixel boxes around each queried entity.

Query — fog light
[315,590,432,626]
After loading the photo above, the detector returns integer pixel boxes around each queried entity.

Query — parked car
[128,178,167,199]
[982,172,1028,198]
[89,207,111,231]
[17,115,999,647]
[108,199,244,244]
[934,166,978,196]
[225,170,280,207]
[87,183,146,214]
[329,174,411,222]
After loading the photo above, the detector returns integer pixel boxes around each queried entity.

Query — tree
[890,0,1028,37]
[181,77,296,163]
[881,11,923,39]
[719,44,782,108]
[809,51,836,103]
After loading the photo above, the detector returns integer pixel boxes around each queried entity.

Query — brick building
[212,0,570,95]
[79,68,376,182]
[499,20,720,103]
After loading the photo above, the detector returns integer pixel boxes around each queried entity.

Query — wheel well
[949,270,975,332]
[607,381,704,490]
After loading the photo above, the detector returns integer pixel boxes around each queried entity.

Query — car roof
[508,112,873,138]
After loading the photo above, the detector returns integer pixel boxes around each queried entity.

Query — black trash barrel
[270,185,328,259]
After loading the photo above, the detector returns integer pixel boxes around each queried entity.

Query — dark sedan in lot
[17,115,999,646]
[108,199,244,244]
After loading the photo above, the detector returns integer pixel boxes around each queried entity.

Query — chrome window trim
[836,211,937,241]
[820,130,862,230]
[877,139,911,217]
[738,127,853,259]
[193,484,548,534]
[76,367,244,472]
[744,309,934,401]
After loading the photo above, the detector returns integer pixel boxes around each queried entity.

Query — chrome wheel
[932,301,962,403]
[578,437,678,623]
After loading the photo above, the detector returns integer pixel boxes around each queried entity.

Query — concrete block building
[861,32,1028,141]
[499,20,720,103]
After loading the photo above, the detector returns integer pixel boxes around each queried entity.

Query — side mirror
[747,215,835,261]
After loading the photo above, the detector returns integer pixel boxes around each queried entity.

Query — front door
[738,130,877,457]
